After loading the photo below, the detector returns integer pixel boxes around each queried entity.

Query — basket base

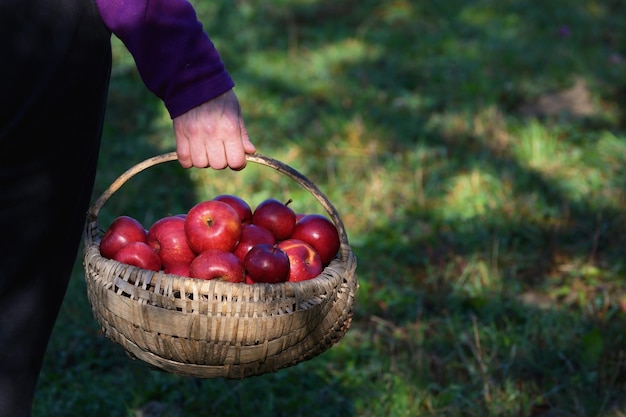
[122,337,276,379]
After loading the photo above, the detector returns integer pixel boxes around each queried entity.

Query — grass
[33,1,626,416]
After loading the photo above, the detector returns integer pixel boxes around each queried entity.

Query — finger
[224,136,247,170]
[206,138,228,170]
[174,123,193,168]
[188,134,210,168]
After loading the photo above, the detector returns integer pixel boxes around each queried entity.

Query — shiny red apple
[184,200,243,253]
[251,198,296,241]
[233,224,276,261]
[113,241,161,271]
[277,238,323,282]
[147,215,196,268]
[244,243,290,284]
[189,249,245,282]
[289,214,340,265]
[99,215,148,259]
[213,194,253,225]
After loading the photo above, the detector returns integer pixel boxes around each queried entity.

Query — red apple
[251,198,296,241]
[244,243,290,284]
[277,239,323,282]
[233,224,276,261]
[213,194,253,225]
[164,262,191,277]
[289,214,340,265]
[113,241,161,271]
[100,215,148,259]
[147,215,196,268]
[184,200,243,253]
[189,249,245,282]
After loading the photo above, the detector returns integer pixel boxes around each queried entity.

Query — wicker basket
[82,152,358,379]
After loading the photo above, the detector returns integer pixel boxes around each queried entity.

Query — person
[0,0,256,415]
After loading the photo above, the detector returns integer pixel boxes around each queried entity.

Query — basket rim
[83,230,355,305]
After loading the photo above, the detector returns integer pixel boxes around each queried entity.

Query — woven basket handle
[87,152,351,257]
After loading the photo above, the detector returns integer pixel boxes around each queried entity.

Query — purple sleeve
[95,0,235,119]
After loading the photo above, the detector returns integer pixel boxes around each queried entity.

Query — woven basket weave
[82,152,358,379]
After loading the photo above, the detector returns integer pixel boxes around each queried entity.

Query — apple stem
[284,198,293,207]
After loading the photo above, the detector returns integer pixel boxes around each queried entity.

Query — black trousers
[0,1,112,415]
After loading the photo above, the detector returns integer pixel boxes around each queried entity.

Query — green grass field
[34,1,625,416]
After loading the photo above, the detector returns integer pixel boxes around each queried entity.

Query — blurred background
[35,1,625,416]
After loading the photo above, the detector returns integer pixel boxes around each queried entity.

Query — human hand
[173,89,256,170]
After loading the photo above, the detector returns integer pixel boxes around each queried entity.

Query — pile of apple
[98,194,341,284]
